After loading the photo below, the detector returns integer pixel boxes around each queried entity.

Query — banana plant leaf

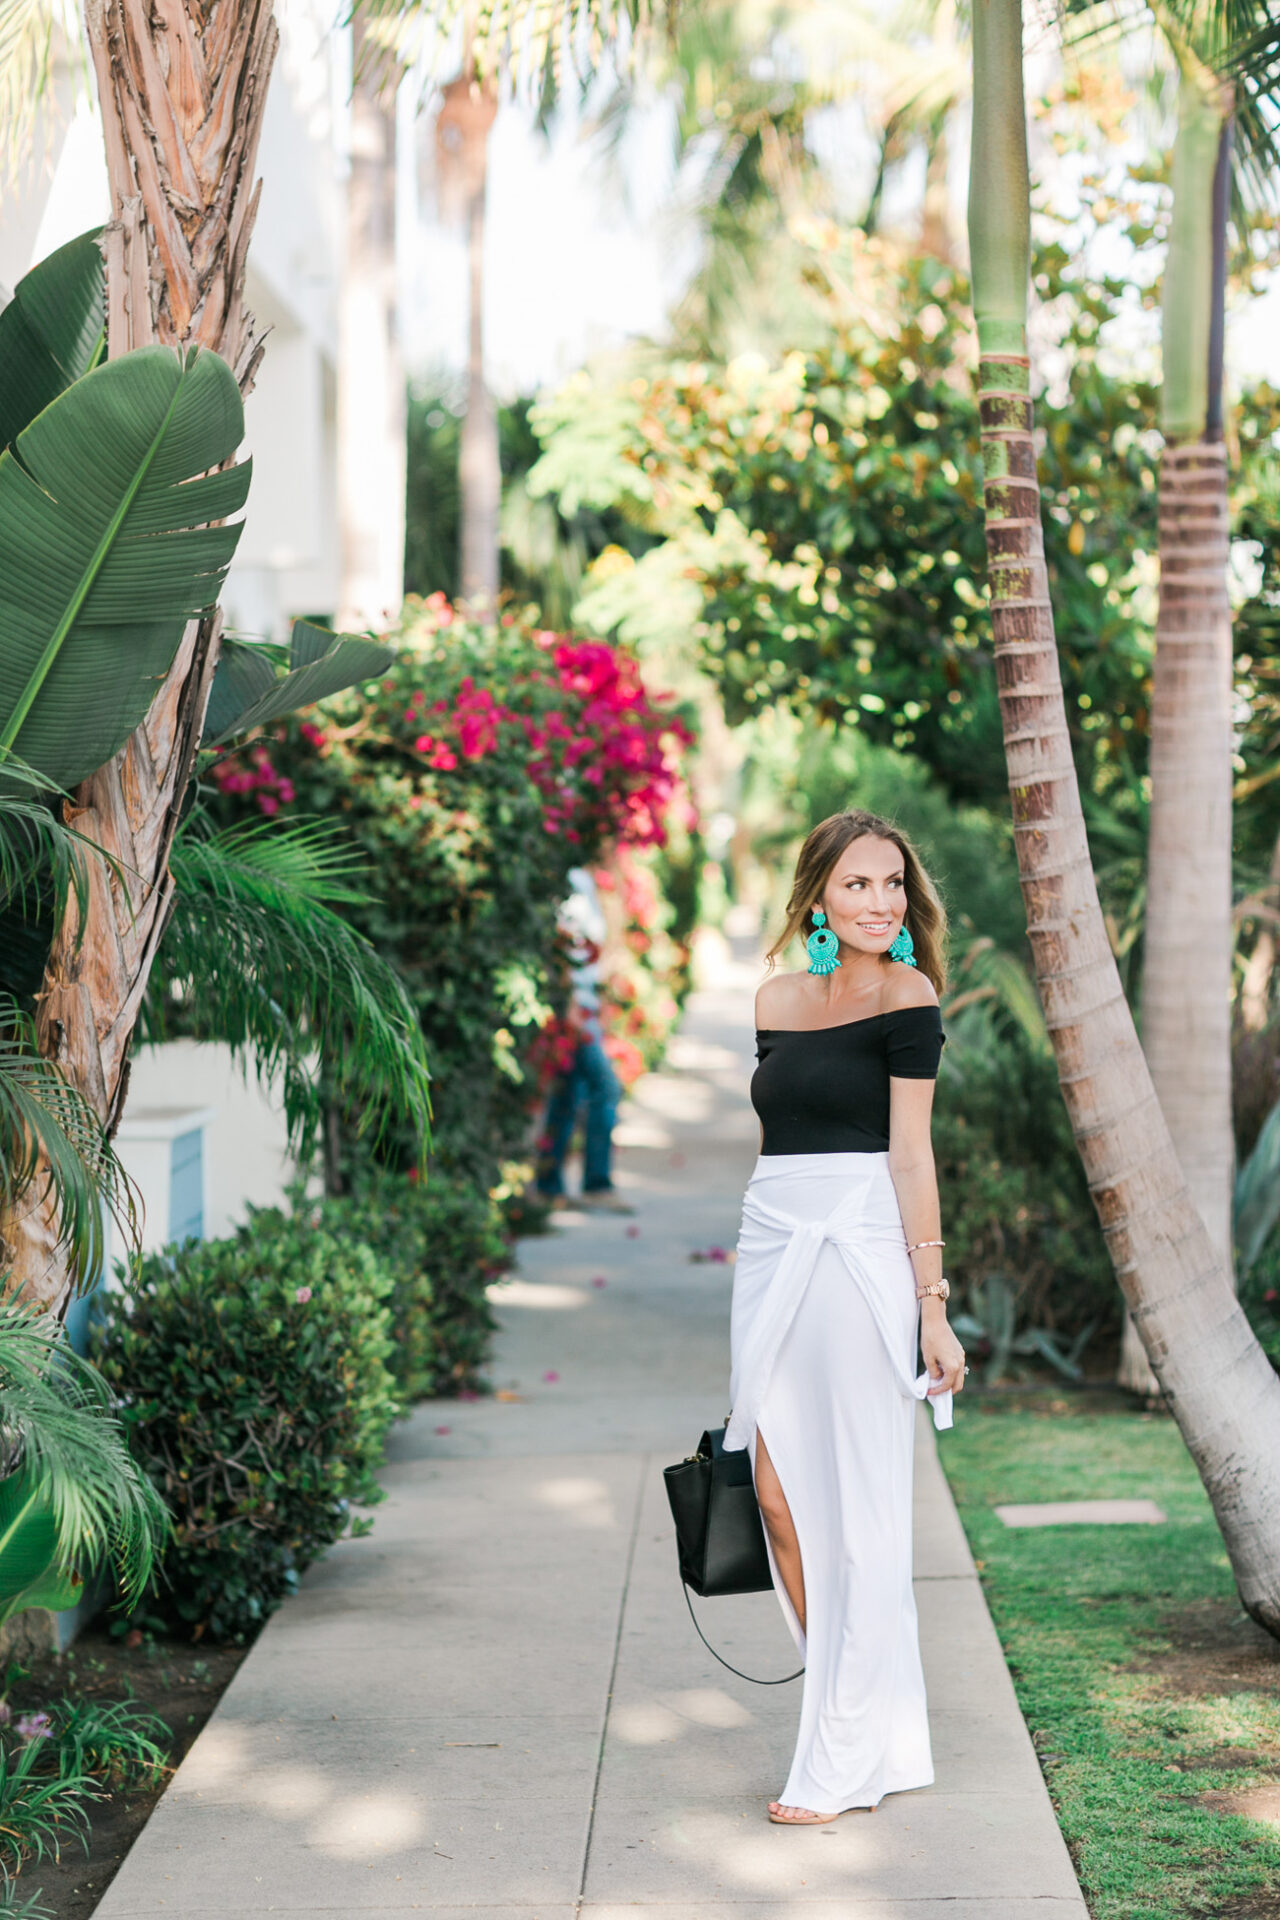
[0,229,106,452]
[0,1465,84,1628]
[202,619,395,747]
[0,343,250,792]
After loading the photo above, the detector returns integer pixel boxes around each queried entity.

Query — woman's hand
[921,1303,965,1396]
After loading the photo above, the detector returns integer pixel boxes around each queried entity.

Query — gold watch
[916,1276,951,1301]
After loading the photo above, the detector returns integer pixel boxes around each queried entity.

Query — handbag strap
[680,1581,804,1686]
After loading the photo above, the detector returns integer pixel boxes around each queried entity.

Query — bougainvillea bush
[207,602,698,1189]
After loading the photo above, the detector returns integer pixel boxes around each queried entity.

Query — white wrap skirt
[724,1150,953,1816]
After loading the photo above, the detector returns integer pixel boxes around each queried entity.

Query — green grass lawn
[937,1391,1280,1920]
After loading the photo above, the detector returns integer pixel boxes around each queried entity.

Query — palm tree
[0,0,282,1316]
[1116,1,1280,1393]
[593,0,968,357]
[0,226,424,1312]
[436,65,500,605]
[339,16,408,629]
[968,0,1280,1635]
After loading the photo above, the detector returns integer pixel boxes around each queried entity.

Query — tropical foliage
[0,231,431,1303]
[0,1309,168,1627]
[207,601,698,1188]
[143,812,433,1163]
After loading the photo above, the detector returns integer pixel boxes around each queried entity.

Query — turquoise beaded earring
[805,908,841,976]
[888,922,917,967]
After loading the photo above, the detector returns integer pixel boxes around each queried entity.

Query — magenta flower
[434,1424,452,1436]
[543,1370,560,1384]
[591,1276,607,1289]
[295,1286,313,1304]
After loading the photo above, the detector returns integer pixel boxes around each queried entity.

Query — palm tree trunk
[968,0,1280,1636]
[439,72,499,607]
[337,22,406,631]
[2,0,278,1313]
[1120,83,1236,1395]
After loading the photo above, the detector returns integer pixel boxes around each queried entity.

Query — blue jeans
[536,1038,622,1195]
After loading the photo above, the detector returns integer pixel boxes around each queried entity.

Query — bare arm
[888,1075,965,1396]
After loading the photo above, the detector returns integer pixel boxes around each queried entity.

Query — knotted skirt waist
[724,1150,953,1453]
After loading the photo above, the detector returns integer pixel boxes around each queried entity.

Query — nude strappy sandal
[767,1801,879,1824]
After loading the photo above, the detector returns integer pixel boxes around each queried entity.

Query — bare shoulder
[882,962,940,1014]
[755,969,810,1029]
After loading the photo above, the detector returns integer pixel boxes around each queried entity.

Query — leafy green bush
[932,1002,1119,1365]
[206,607,697,1191]
[96,1211,399,1642]
[321,1169,509,1400]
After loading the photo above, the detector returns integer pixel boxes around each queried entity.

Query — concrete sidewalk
[93,942,1089,1919]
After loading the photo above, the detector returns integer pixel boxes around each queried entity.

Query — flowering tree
[205,602,697,1186]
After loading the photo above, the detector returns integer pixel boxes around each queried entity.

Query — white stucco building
[0,0,410,641]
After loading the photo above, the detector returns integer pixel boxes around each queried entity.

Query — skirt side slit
[727,1150,936,1817]
[749,1419,807,1655]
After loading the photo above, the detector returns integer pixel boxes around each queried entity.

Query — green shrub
[206,607,697,1190]
[322,1169,509,1400]
[931,1003,1119,1362]
[96,1211,399,1642]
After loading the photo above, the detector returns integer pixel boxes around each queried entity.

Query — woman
[723,808,966,1826]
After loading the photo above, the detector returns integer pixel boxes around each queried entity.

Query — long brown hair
[765,809,948,996]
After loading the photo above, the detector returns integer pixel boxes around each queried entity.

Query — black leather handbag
[663,1428,803,1685]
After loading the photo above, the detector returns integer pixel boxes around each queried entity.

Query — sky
[396,73,1280,407]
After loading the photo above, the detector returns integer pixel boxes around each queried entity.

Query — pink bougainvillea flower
[434,1424,452,1436]
[295,1286,313,1304]
[625,1225,641,1239]
[429,746,458,770]
[591,1275,607,1289]
[543,1369,560,1383]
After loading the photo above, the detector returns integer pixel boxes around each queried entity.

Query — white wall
[117,1041,299,1251]
[1,0,352,641]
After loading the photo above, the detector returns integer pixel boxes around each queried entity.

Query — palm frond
[0,0,91,182]
[355,0,664,101]
[0,1003,140,1291]
[1059,0,1280,205]
[0,1308,169,1609]
[143,812,432,1160]
[0,0,53,179]
[0,754,118,948]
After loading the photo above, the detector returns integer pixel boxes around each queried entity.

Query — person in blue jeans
[535,868,634,1214]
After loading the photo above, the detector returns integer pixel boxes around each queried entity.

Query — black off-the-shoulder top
[751,1004,947,1155]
